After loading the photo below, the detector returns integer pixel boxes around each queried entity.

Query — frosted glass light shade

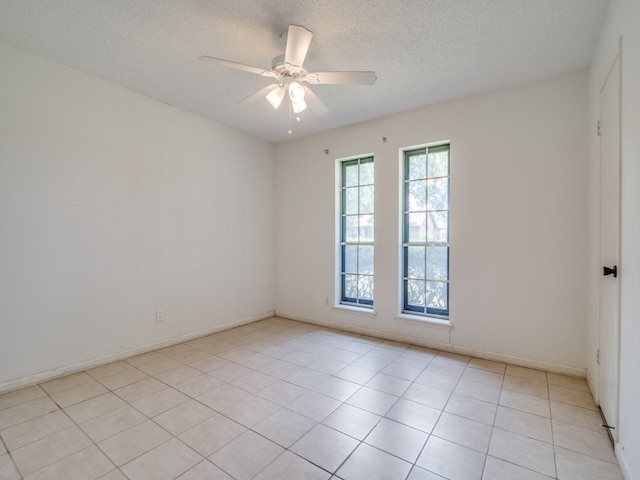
[292,98,307,113]
[288,81,306,101]
[266,87,285,109]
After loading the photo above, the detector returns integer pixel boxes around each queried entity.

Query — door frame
[597,38,622,443]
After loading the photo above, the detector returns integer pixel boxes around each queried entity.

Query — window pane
[345,188,358,215]
[360,161,374,185]
[359,245,374,275]
[426,247,448,281]
[344,274,358,299]
[408,181,426,211]
[358,275,374,301]
[407,246,425,279]
[428,149,449,177]
[359,185,374,214]
[402,144,449,318]
[341,156,374,308]
[408,212,426,242]
[344,245,357,274]
[345,216,358,242]
[344,162,359,187]
[427,178,448,211]
[426,211,448,243]
[426,281,448,310]
[408,154,427,180]
[407,279,426,307]
[359,214,374,242]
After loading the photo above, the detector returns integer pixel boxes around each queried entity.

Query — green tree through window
[403,145,449,316]
[340,157,374,307]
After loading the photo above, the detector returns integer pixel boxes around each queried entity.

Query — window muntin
[402,145,449,317]
[340,157,374,307]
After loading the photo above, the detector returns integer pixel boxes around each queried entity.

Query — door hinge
[597,348,600,365]
[597,120,601,136]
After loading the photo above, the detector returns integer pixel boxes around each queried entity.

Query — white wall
[0,43,275,391]
[275,71,589,372]
[588,1,640,478]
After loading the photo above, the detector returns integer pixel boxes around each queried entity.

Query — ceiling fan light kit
[199,24,377,135]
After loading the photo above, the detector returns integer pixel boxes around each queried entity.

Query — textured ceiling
[0,0,609,143]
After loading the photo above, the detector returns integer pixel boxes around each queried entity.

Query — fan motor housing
[271,54,308,81]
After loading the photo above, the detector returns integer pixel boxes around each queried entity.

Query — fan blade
[303,87,329,114]
[238,84,280,104]
[284,25,313,67]
[306,71,377,85]
[199,56,275,77]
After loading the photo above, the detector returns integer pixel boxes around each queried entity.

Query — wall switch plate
[155,309,163,322]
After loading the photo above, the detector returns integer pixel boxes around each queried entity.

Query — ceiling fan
[199,24,377,133]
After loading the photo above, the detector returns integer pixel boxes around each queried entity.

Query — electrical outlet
[325,297,329,306]
[155,309,163,322]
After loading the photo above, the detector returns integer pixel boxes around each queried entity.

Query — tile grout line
[0,434,24,480]
[547,370,560,479]
[480,363,507,480]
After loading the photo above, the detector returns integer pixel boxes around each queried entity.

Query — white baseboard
[586,369,598,403]
[616,443,634,480]
[275,310,587,378]
[0,310,275,394]
[3,308,589,394]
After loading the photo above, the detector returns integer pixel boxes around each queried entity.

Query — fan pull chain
[288,100,292,135]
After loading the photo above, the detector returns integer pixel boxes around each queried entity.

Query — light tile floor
[0,317,624,480]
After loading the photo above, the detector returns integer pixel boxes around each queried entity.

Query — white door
[598,49,621,439]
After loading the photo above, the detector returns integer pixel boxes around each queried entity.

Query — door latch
[603,266,617,278]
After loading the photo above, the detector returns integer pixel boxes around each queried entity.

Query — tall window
[340,156,374,307]
[402,144,450,317]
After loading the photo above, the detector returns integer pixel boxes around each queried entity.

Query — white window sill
[394,313,453,331]
[331,304,377,317]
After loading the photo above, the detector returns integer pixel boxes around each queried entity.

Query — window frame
[338,155,375,309]
[401,143,450,318]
